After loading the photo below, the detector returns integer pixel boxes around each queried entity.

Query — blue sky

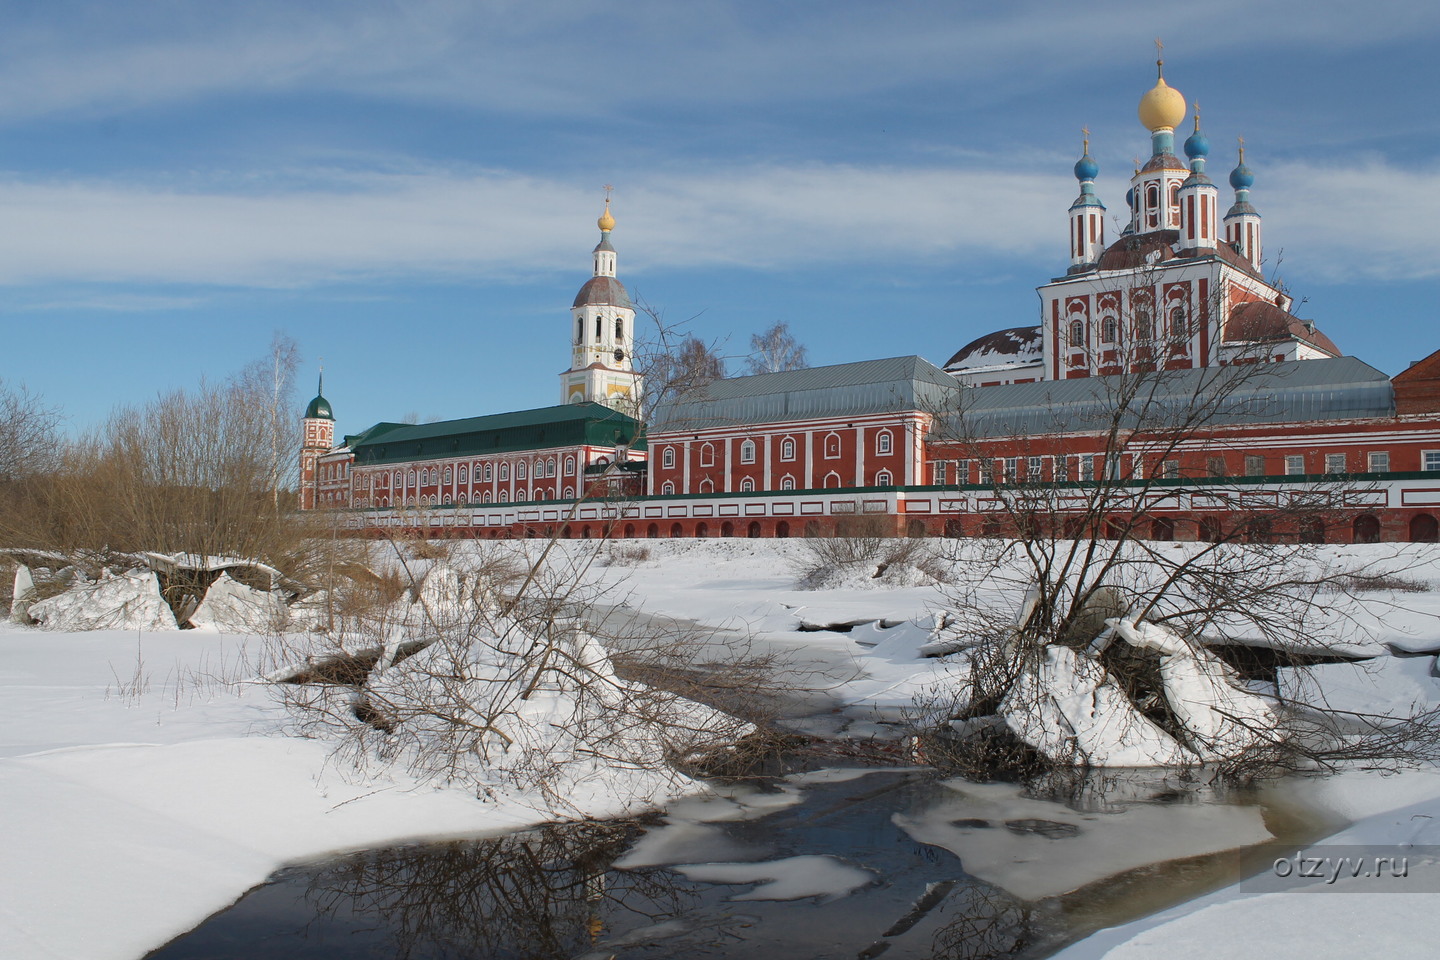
[3,0,1439,435]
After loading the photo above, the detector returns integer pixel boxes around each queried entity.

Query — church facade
[300,64,1440,545]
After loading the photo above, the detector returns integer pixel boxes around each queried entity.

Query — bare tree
[746,321,808,375]
[238,332,301,513]
[916,278,1430,776]
[630,294,728,424]
[0,379,61,484]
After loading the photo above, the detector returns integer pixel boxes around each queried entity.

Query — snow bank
[1001,645,1192,767]
[189,571,288,633]
[28,569,177,632]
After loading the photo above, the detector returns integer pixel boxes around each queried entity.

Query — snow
[27,569,177,632]
[4,538,1440,959]
[671,856,875,901]
[893,778,1273,901]
[188,571,288,633]
[1001,644,1193,767]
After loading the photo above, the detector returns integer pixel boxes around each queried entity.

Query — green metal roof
[351,402,644,466]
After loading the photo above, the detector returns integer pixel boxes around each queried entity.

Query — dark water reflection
[146,768,1324,960]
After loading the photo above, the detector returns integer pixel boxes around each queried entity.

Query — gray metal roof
[649,355,961,432]
[939,356,1395,439]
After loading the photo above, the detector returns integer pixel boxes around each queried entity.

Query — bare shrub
[271,539,769,807]
[793,514,938,589]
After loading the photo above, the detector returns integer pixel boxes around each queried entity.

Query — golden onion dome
[597,199,616,232]
[1138,64,1187,131]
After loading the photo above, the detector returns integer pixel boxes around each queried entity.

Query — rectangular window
[1162,460,1179,480]
[1104,453,1122,481]
[1004,457,1019,484]
[1426,451,1440,472]
[979,461,994,485]
[1207,457,1226,478]
[1285,455,1305,475]
[1080,456,1096,482]
[933,461,948,485]
[1027,456,1044,482]
[1131,456,1144,481]
[1325,453,1347,474]
[1055,456,1069,483]
[1367,451,1391,473]
[955,459,969,484]
[1245,455,1265,477]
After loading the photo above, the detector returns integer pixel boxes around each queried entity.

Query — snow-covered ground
[4,538,1440,959]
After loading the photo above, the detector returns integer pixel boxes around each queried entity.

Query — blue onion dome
[1183,128,1209,160]
[1126,186,1135,207]
[1229,161,1254,191]
[1074,153,1099,181]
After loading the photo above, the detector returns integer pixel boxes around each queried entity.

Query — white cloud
[0,154,1432,289]
[0,1,1434,122]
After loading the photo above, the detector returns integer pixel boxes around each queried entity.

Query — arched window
[1068,319,1084,347]
[1169,304,1189,338]
[499,491,509,503]
[823,433,841,459]
[576,317,584,343]
[662,447,675,469]
[1411,514,1439,543]
[1101,316,1117,344]
[517,461,527,480]
[1135,309,1153,341]
[483,491,492,503]
[614,318,624,342]
[564,486,574,498]
[700,443,715,467]
[595,317,602,339]
[875,470,893,486]
[408,469,417,485]
[499,463,509,481]
[547,458,557,477]
[780,438,796,460]
[515,490,526,502]
[780,475,795,490]
[661,481,675,495]
[1168,181,1181,223]
[564,457,575,475]
[740,439,756,464]
[458,465,468,483]
[483,463,493,481]
[394,470,401,485]
[740,477,755,492]
[824,471,842,488]
[699,478,714,493]
[1353,514,1381,544]
[1145,183,1160,227]
[444,466,453,484]
[876,431,892,455]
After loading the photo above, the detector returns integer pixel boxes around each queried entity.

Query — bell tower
[299,372,334,511]
[560,189,643,414]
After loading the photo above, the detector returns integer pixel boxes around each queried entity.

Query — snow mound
[28,569,177,632]
[1002,644,1192,767]
[189,572,288,633]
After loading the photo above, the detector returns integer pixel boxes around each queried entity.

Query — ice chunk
[614,821,767,869]
[189,573,288,634]
[672,855,874,901]
[28,570,177,632]
[893,780,1272,901]
[1001,644,1192,766]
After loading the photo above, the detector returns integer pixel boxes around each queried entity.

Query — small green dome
[304,394,333,420]
[304,373,334,420]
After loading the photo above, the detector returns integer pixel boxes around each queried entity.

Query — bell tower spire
[1067,128,1106,271]
[560,191,644,413]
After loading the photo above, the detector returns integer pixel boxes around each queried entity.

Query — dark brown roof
[944,325,1042,371]
[1093,230,1262,279]
[572,275,631,309]
[1224,300,1340,356]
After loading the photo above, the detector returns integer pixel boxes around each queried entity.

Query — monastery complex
[299,62,1440,545]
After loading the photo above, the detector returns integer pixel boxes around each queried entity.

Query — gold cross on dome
[603,184,613,202]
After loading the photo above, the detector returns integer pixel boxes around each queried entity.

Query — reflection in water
[149,767,1327,960]
[298,822,696,959]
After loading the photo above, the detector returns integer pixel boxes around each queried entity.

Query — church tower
[299,373,334,511]
[560,195,643,414]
